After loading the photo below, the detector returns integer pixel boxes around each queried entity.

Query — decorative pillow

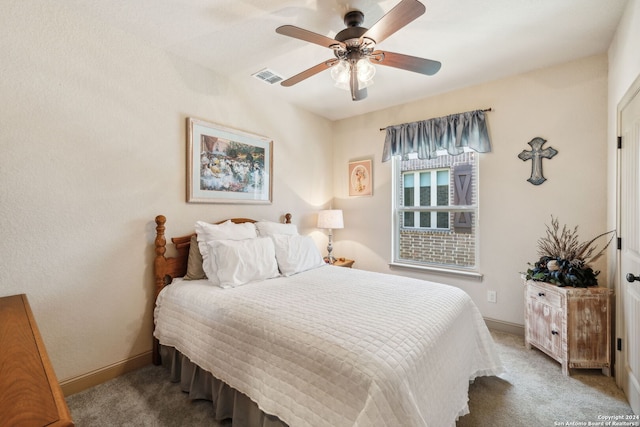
[271,234,326,276]
[195,220,258,284]
[207,237,279,288]
[255,221,298,237]
[184,235,207,280]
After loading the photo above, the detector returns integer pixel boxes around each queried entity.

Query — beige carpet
[67,330,634,426]
[458,331,633,426]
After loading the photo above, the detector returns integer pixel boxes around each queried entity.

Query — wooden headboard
[152,213,291,364]
[153,213,292,299]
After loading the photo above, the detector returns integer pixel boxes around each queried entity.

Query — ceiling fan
[275,0,441,101]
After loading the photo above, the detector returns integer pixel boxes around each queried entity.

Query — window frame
[390,153,482,278]
[402,168,451,230]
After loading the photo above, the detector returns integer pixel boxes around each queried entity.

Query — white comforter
[154,265,503,427]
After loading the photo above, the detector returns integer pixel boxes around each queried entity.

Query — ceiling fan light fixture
[356,58,376,83]
[331,57,376,91]
[330,60,351,89]
[357,76,374,90]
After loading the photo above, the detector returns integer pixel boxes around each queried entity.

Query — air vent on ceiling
[251,68,284,85]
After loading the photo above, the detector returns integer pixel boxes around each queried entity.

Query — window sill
[389,262,483,281]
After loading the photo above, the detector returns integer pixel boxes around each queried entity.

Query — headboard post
[154,215,168,298]
[153,215,167,365]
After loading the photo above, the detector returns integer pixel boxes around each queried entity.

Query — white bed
[152,214,503,427]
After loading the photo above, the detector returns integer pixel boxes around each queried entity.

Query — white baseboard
[61,351,152,397]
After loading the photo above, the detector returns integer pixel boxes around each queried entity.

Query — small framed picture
[348,159,372,196]
[186,117,272,204]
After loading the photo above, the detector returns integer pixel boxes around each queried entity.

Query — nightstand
[328,257,355,268]
[523,279,612,376]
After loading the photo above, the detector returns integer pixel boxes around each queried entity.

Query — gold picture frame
[348,159,372,196]
[186,117,273,204]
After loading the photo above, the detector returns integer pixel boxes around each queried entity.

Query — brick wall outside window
[398,152,476,268]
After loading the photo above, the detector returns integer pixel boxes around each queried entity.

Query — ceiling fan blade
[276,25,345,49]
[350,69,367,101]
[281,59,338,87]
[360,0,426,45]
[372,50,441,75]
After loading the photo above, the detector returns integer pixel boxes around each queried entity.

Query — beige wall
[0,2,333,383]
[1,0,632,389]
[332,54,609,327]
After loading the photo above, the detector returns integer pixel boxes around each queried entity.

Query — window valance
[382,109,491,162]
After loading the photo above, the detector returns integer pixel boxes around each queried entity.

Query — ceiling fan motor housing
[344,10,365,27]
[336,10,375,47]
[335,26,368,45]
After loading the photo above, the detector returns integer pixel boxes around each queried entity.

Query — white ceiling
[63,0,628,121]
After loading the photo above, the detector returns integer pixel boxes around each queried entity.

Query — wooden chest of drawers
[523,279,613,376]
[0,294,74,426]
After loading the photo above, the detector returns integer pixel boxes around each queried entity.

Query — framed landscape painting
[187,117,273,204]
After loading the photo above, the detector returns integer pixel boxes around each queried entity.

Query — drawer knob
[551,330,559,335]
[538,292,545,297]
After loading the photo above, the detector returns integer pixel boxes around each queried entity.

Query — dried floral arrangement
[524,216,615,287]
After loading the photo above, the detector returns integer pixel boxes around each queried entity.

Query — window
[392,151,478,271]
[403,169,450,229]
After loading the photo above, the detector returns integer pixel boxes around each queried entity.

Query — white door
[618,77,640,415]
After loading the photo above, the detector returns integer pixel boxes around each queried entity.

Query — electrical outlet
[487,290,497,303]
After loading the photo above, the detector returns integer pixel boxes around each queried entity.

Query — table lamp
[317,209,344,264]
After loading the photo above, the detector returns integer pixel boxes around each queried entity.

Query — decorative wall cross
[518,137,558,185]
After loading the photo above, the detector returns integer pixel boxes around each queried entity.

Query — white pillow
[271,234,326,276]
[195,220,258,284]
[255,221,298,237]
[207,237,279,288]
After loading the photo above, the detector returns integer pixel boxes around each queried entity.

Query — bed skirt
[160,345,288,427]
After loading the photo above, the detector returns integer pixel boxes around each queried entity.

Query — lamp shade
[317,209,344,230]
